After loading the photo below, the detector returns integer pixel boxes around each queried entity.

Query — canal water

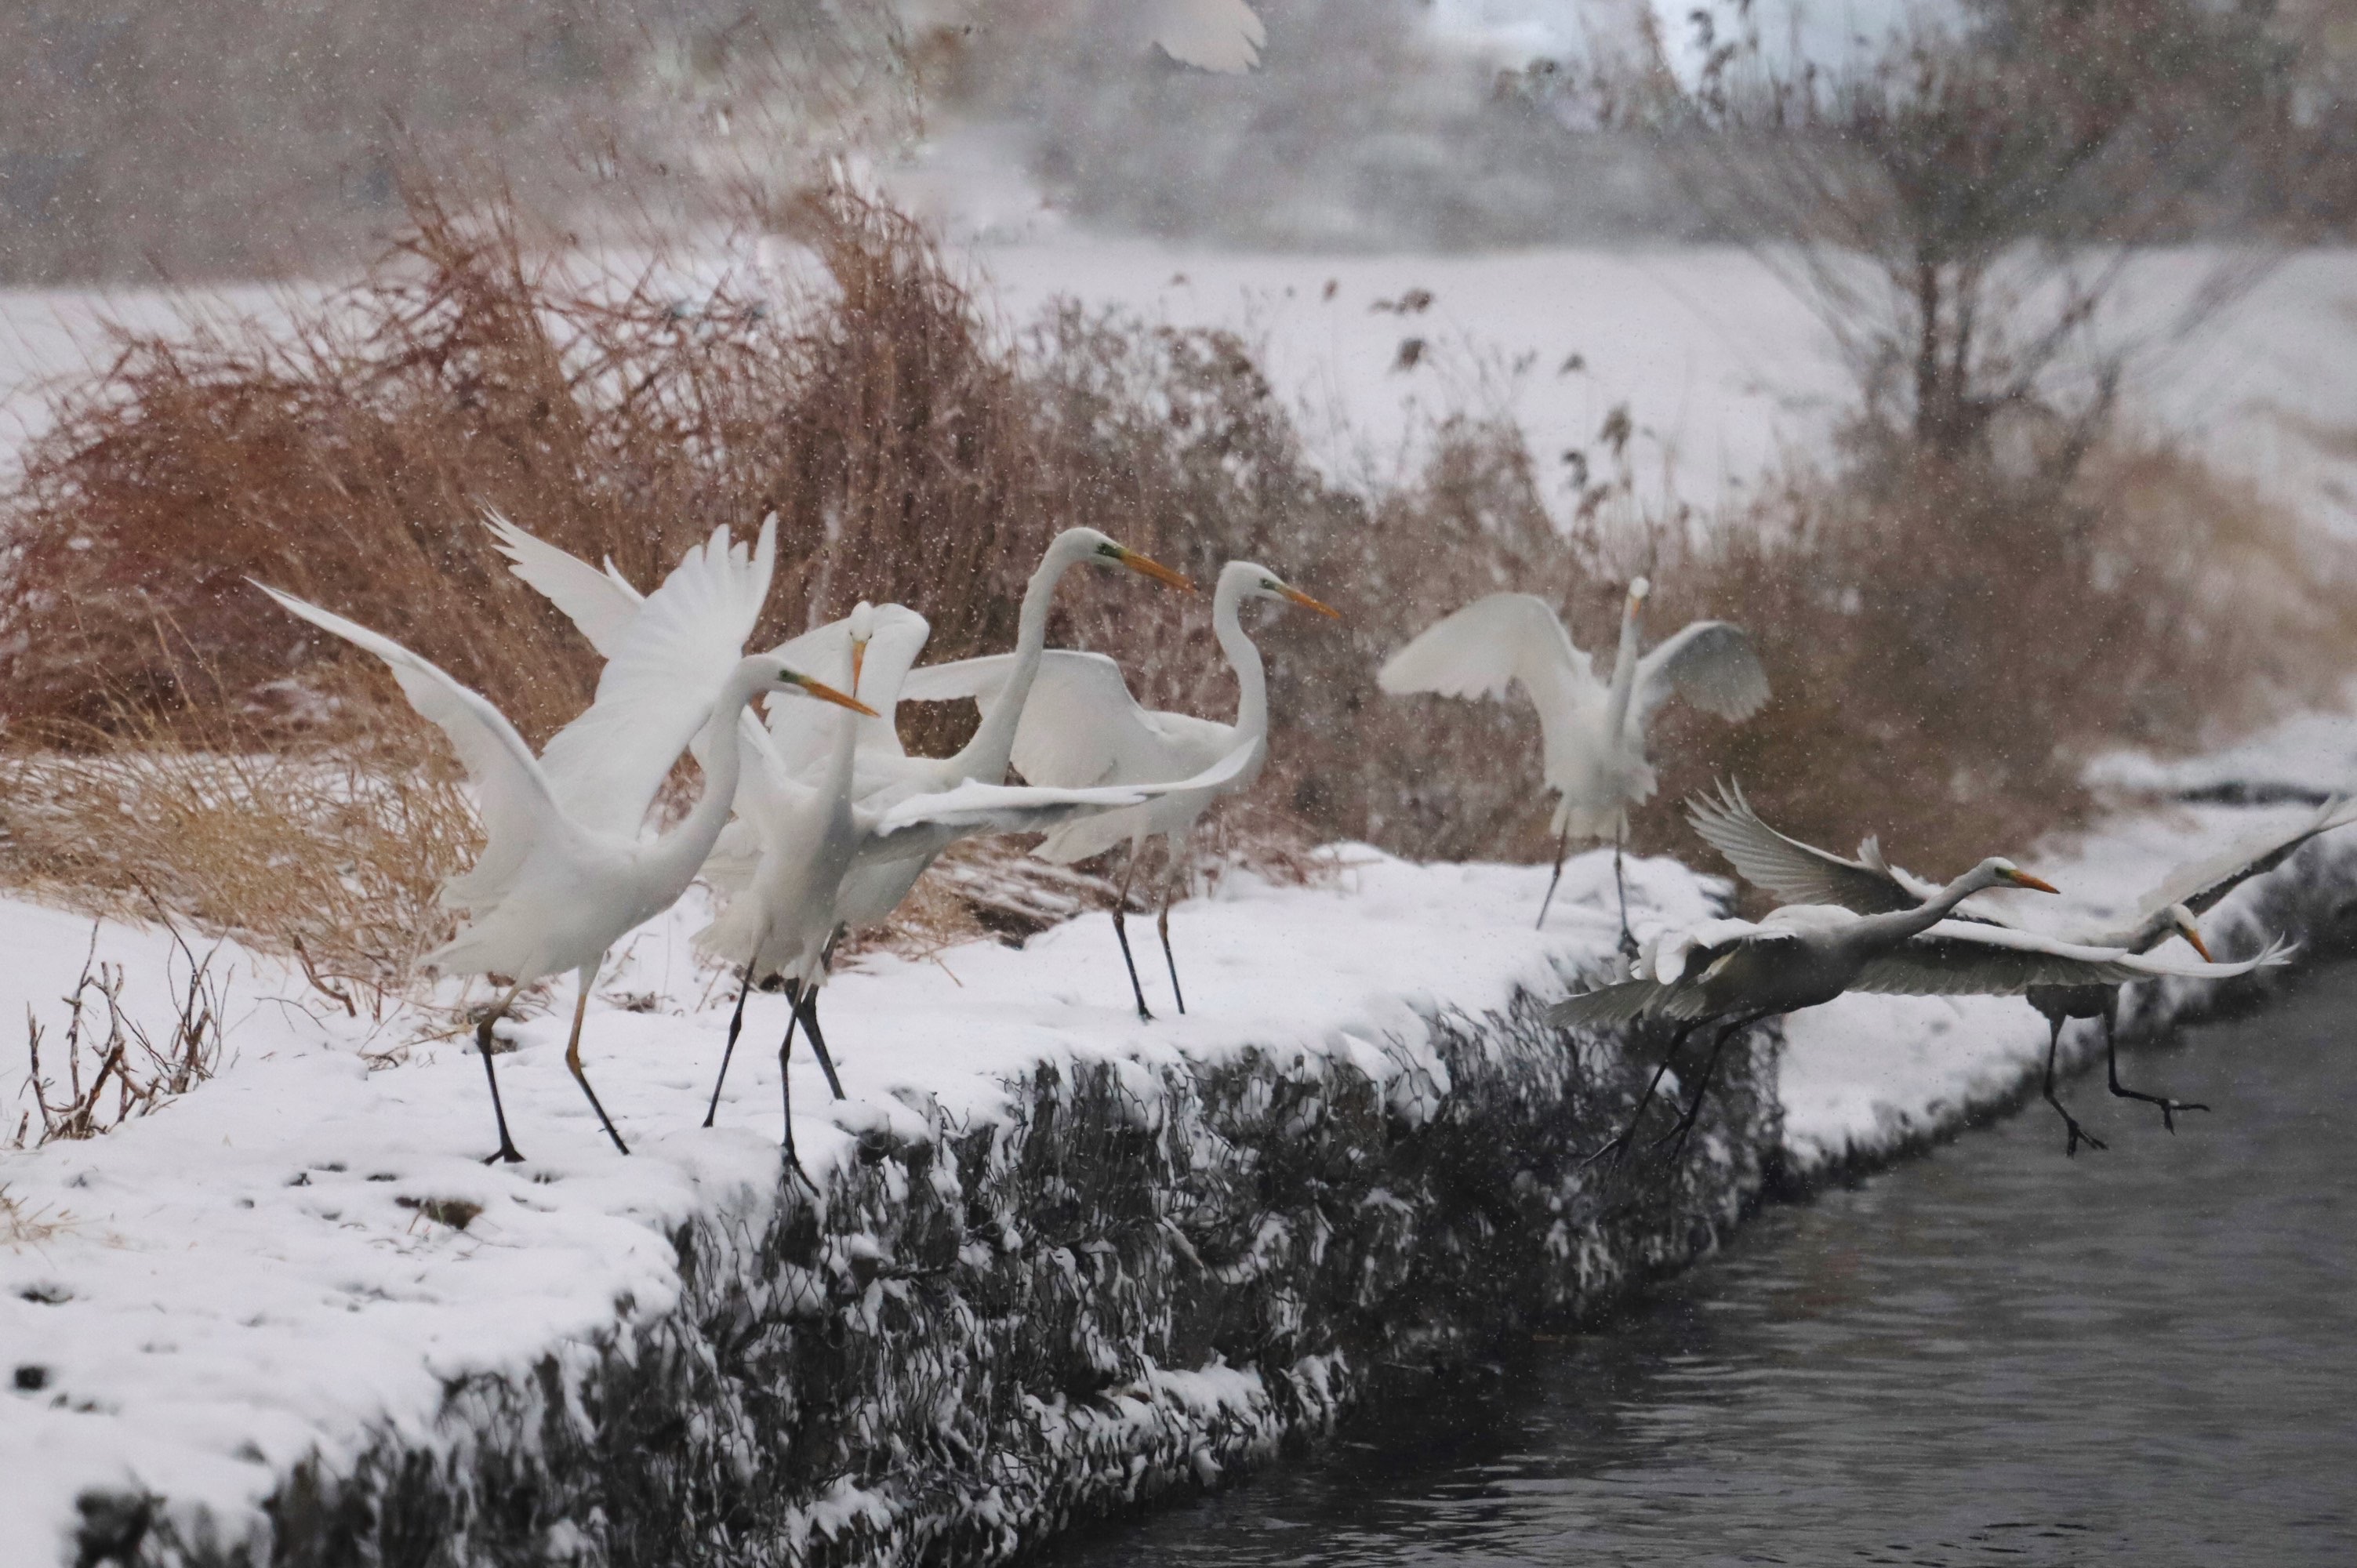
[1045,964,2357,1566]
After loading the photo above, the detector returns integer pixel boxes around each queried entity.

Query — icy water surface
[1044,964,2357,1566]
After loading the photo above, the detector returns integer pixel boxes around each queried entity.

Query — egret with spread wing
[1378,579,1768,950]
[255,520,873,1163]
[1689,780,2347,1152]
[901,560,1339,1019]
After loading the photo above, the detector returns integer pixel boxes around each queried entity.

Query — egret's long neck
[950,541,1073,783]
[1850,866,1997,951]
[1603,593,1643,740]
[1215,572,1268,745]
[646,665,761,892]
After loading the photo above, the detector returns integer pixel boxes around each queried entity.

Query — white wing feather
[483,510,645,659]
[763,604,930,779]
[536,517,775,838]
[1854,923,2290,996]
[253,584,570,914]
[1377,593,1607,768]
[2134,794,2357,922]
[902,648,1222,788]
[1631,620,1770,731]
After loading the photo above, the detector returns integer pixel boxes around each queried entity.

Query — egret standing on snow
[1378,579,1769,950]
[1688,782,2348,1152]
[256,521,873,1163]
[902,560,1339,1019]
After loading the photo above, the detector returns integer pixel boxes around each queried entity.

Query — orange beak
[850,637,867,697]
[798,677,880,717]
[1280,585,1342,620]
[1115,548,1197,593]
[2004,870,2061,895]
[2183,927,2214,962]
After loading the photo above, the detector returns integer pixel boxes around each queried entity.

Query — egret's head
[1062,527,1195,591]
[1228,561,1341,620]
[2169,903,2212,960]
[1982,857,2060,895]
[760,658,877,717]
[1629,575,1652,606]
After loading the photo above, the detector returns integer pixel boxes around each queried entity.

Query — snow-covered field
[7,687,2357,1564]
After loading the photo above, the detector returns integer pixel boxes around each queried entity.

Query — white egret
[1550,848,2283,1165]
[254,521,873,1163]
[1688,781,2348,1152]
[1377,580,1770,951]
[901,559,1339,1019]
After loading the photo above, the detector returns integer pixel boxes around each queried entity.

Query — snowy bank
[5,747,2355,1564]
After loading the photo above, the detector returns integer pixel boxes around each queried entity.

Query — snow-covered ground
[7,711,2355,1564]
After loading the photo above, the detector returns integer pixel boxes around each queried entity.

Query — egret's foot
[2055,1109,2108,1158]
[1650,1107,1705,1161]
[783,1147,818,1192]
[1135,1000,1157,1023]
[1580,1125,1639,1171]
[1617,927,1641,961]
[481,1143,525,1166]
[2113,1085,2210,1133]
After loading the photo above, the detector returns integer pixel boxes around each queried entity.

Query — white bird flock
[255,513,2326,1172]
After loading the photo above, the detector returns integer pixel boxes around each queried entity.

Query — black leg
[1652,1014,1753,1160]
[796,984,846,1101]
[2043,1015,2107,1157]
[778,1006,813,1189]
[1613,826,1638,958]
[474,984,526,1164]
[2101,1005,2208,1132]
[1536,825,1571,931]
[1584,1019,1698,1168]
[1157,862,1186,1016]
[702,968,755,1129]
[1111,844,1154,1021]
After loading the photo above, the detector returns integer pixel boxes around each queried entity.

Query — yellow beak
[2003,869,2061,895]
[1114,547,1196,593]
[1280,585,1342,620]
[2182,926,2214,962]
[850,637,867,697]
[796,676,880,717]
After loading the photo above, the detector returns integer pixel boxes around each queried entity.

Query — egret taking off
[902,560,1339,1019]
[256,521,873,1163]
[1377,579,1769,950]
[1551,829,2283,1164]
[1688,781,2348,1152]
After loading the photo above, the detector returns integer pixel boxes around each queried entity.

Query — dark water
[1046,965,2357,1567]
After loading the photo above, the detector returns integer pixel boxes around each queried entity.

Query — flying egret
[1377,580,1769,951]
[901,559,1339,1019]
[254,521,873,1163]
[1688,781,2349,1152]
[1551,844,2283,1165]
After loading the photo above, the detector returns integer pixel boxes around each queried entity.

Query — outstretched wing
[870,740,1260,843]
[902,648,1195,789]
[1852,922,2290,997]
[764,604,931,779]
[2136,794,2357,921]
[1546,978,1664,1030]
[1686,780,1923,915]
[1378,593,1607,765]
[536,517,775,838]
[484,510,643,659]
[1631,620,1770,732]
[254,584,565,913]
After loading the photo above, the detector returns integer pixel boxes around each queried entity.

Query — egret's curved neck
[1852,867,1999,950]
[1603,594,1643,739]
[646,663,762,891]
[951,539,1078,782]
[1215,571,1268,744]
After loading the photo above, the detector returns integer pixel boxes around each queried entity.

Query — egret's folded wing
[1547,979,1663,1029]
[1686,780,1921,914]
[1632,620,1770,729]
[538,517,776,838]
[2137,794,2357,922]
[764,604,930,777]
[255,584,563,912]
[484,510,645,659]
[1852,922,2288,997]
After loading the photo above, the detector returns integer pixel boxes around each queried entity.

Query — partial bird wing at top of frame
[2133,793,2357,924]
